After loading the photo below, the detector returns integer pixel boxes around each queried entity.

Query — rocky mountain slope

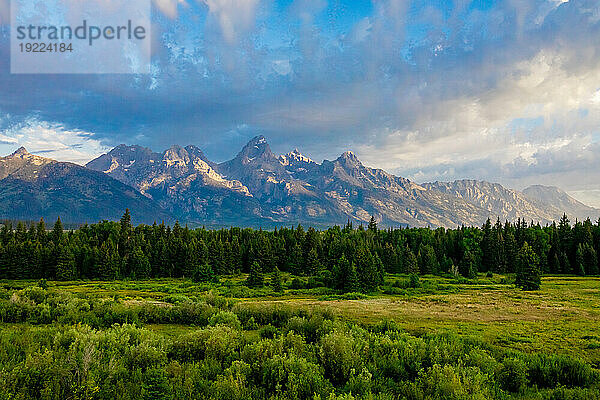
[86,136,599,227]
[522,185,600,222]
[0,147,173,224]
[422,180,561,224]
[86,143,267,226]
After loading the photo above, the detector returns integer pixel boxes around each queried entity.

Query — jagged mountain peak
[184,145,207,158]
[336,150,363,168]
[162,145,188,161]
[234,135,277,164]
[2,147,53,175]
[111,144,153,154]
[11,146,29,157]
[279,148,315,166]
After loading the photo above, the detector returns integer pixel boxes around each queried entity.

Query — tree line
[0,211,598,290]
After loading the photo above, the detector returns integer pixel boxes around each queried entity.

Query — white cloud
[350,45,600,205]
[154,0,187,19]
[0,118,109,165]
[202,0,260,44]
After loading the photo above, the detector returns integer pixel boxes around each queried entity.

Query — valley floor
[1,274,599,399]
[26,274,599,366]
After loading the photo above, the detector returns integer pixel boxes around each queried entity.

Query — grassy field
[4,274,599,366]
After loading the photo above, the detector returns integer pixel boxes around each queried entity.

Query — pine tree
[368,216,378,232]
[130,246,151,279]
[271,266,283,292]
[515,242,541,291]
[192,263,214,283]
[459,251,477,279]
[304,248,321,276]
[418,244,439,275]
[504,230,518,273]
[346,262,360,292]
[36,218,47,244]
[119,209,133,259]
[559,252,571,274]
[481,218,494,272]
[99,240,120,280]
[287,243,303,275]
[246,261,263,287]
[332,254,351,290]
[56,245,75,281]
[52,217,63,244]
[382,243,399,273]
[583,244,598,275]
[576,244,586,276]
[404,248,419,275]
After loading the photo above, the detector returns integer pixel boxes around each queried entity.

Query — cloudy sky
[0,0,599,206]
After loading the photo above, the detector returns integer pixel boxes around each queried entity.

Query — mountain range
[1,136,598,227]
[0,147,172,224]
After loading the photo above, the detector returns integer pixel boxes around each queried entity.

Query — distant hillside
[0,147,173,224]
[522,185,600,222]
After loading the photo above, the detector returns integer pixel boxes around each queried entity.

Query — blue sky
[1,0,600,206]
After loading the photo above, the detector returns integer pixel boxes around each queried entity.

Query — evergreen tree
[583,244,598,275]
[575,244,586,276]
[481,218,494,272]
[356,247,382,291]
[418,244,439,275]
[246,261,263,287]
[515,242,541,291]
[271,266,283,292]
[381,243,399,273]
[332,254,351,290]
[130,246,151,279]
[119,209,133,259]
[36,218,46,244]
[504,230,518,273]
[56,245,76,281]
[368,216,378,232]
[559,251,571,274]
[286,243,303,275]
[404,248,419,275]
[191,263,214,283]
[459,251,477,279]
[99,240,120,280]
[304,248,321,276]
[346,262,360,292]
[52,217,63,244]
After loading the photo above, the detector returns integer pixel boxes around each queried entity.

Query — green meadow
[1,274,599,399]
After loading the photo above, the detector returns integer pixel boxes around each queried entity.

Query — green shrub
[261,354,330,400]
[209,311,242,330]
[259,324,278,339]
[528,354,597,388]
[20,286,47,304]
[286,315,333,343]
[319,331,363,385]
[497,357,528,393]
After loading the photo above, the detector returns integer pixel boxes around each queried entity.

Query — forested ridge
[1,210,599,287]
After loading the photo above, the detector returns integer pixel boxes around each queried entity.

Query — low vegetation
[0,273,599,399]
